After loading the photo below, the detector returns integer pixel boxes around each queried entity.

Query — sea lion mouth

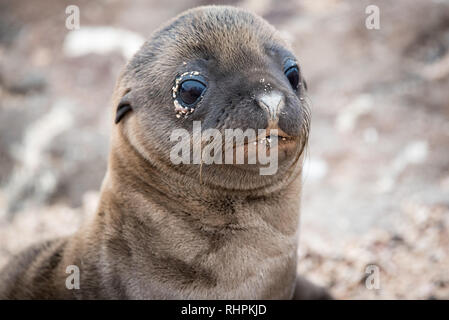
[230,132,299,156]
[241,128,299,149]
[243,134,295,145]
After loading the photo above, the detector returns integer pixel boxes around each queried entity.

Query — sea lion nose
[257,91,285,122]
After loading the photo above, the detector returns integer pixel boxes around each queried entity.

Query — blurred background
[0,0,448,299]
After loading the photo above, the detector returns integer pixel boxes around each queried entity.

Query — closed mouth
[250,128,297,147]
[239,132,298,150]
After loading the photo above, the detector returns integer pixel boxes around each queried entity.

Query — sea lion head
[111,5,310,192]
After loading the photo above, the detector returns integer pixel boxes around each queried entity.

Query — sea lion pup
[0,5,331,299]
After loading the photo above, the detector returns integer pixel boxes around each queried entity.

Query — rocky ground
[0,0,448,299]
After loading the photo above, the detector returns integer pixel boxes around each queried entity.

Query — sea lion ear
[115,90,133,124]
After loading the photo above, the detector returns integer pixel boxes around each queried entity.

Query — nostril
[257,91,284,121]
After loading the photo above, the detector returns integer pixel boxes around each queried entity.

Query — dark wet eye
[284,59,300,90]
[285,66,299,90]
[179,80,206,106]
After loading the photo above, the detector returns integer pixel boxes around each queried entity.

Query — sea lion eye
[179,80,206,106]
[284,59,300,91]
[172,72,207,118]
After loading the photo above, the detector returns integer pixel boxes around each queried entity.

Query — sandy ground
[0,0,448,299]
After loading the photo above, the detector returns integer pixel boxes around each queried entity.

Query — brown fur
[0,6,331,299]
